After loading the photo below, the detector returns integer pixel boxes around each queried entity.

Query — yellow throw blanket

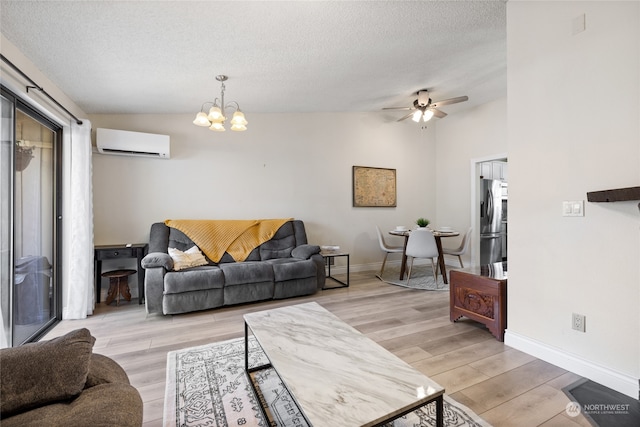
[164,218,293,262]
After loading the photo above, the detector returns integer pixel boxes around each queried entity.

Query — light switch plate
[563,200,584,217]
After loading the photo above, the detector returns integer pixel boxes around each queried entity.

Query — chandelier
[192,75,248,132]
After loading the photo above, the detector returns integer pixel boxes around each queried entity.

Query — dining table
[389,228,460,284]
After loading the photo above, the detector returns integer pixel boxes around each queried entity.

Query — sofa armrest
[310,253,327,289]
[291,244,321,260]
[142,252,173,270]
[144,266,167,315]
[85,353,130,388]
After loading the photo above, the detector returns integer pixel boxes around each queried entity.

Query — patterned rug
[376,264,453,291]
[164,336,491,427]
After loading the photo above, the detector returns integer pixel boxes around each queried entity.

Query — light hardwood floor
[45,271,592,427]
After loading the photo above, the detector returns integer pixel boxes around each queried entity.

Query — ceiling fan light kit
[412,108,434,123]
[383,89,468,125]
[193,75,248,132]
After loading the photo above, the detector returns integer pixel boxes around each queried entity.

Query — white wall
[0,35,85,123]
[90,112,439,270]
[435,97,508,266]
[506,1,639,398]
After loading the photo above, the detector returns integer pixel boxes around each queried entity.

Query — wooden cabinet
[450,263,507,341]
[491,162,503,180]
[480,161,508,181]
[480,162,493,179]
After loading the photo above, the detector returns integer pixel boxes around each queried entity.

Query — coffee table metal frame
[244,322,313,426]
[243,313,443,427]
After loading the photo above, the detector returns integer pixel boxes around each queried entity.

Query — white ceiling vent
[96,128,170,159]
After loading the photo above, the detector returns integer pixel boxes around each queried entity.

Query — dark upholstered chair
[0,328,143,426]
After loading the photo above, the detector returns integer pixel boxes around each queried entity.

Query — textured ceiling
[0,1,507,117]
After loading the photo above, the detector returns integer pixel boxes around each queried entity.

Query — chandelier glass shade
[193,75,247,132]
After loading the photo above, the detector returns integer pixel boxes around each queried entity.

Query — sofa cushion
[164,266,224,294]
[220,262,274,286]
[260,222,296,260]
[168,246,208,271]
[269,258,318,281]
[0,328,95,417]
[167,227,197,252]
[291,244,321,259]
[260,237,295,260]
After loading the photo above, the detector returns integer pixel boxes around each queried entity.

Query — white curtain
[62,119,94,319]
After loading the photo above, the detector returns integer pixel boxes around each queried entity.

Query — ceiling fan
[383,90,469,123]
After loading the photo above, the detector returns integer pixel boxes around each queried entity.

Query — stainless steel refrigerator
[480,179,506,264]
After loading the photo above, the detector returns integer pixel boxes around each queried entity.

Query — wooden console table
[450,262,507,341]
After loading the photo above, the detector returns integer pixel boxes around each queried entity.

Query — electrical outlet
[572,313,586,332]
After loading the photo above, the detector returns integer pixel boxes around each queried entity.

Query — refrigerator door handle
[487,188,493,224]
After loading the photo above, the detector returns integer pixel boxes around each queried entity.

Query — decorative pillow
[291,244,321,259]
[0,328,95,417]
[168,246,208,271]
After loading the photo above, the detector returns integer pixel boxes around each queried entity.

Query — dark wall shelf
[586,186,640,202]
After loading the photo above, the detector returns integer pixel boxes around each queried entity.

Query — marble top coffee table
[244,301,444,427]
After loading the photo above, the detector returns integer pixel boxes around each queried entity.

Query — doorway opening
[1,86,62,347]
[469,154,507,267]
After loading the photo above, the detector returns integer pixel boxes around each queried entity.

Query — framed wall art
[352,166,397,207]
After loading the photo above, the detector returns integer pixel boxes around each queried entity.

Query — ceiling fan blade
[429,108,447,118]
[382,106,412,111]
[396,111,414,122]
[430,96,469,108]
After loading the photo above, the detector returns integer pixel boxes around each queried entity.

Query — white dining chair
[442,227,472,268]
[405,228,439,285]
[375,226,404,276]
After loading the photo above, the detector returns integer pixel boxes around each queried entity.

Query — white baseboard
[327,259,464,276]
[505,330,639,400]
[324,261,380,275]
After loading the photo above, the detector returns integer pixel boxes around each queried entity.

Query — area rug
[164,336,491,427]
[376,264,450,291]
[563,378,640,427]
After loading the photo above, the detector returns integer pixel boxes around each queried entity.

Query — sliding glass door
[1,87,61,347]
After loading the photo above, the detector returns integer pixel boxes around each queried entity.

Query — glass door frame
[1,85,63,346]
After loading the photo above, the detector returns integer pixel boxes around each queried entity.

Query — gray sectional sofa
[142,219,326,315]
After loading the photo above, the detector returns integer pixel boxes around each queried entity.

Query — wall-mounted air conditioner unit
[96,128,170,159]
